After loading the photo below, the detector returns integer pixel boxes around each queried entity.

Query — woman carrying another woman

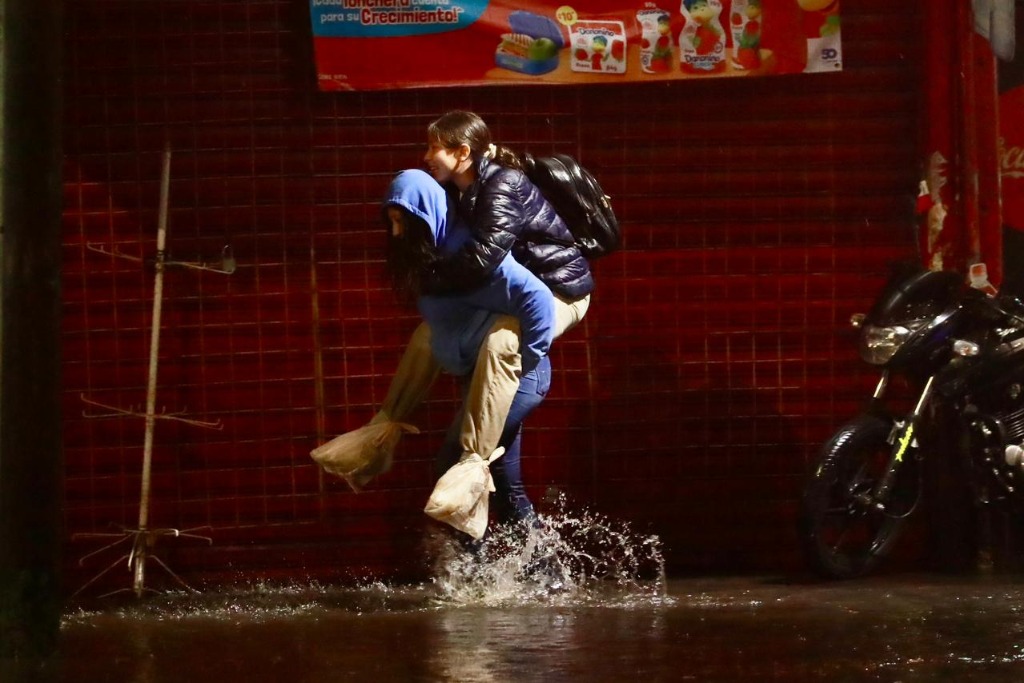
[375,110,594,471]
[382,168,556,527]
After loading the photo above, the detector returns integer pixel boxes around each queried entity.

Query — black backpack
[523,152,620,259]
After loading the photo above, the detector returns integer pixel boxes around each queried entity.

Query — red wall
[62,0,924,591]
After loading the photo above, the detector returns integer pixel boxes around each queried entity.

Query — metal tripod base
[72,525,213,599]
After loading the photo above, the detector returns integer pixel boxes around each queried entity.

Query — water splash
[62,495,670,622]
[428,492,672,607]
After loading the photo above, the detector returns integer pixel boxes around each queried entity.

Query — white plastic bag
[310,418,419,492]
[423,448,505,539]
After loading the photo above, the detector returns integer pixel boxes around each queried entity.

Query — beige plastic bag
[310,418,419,492]
[423,448,505,539]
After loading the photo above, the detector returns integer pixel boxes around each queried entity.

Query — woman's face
[423,138,471,187]
[387,206,404,237]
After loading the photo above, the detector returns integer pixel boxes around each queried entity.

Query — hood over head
[383,169,450,247]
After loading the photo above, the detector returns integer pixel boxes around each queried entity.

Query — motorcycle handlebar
[980,291,1024,325]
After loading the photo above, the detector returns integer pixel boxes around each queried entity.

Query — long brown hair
[427,110,523,171]
[385,208,440,303]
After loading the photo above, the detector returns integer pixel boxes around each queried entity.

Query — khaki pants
[373,293,590,458]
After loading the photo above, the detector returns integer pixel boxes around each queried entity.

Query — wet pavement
[5,572,1024,682]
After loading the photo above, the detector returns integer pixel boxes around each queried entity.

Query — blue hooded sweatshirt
[384,169,555,376]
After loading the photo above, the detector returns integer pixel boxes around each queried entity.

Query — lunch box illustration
[495,11,565,75]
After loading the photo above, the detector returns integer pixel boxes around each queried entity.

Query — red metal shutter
[62,0,925,588]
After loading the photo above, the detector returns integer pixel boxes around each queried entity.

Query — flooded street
[7,514,1024,682]
[0,574,1014,682]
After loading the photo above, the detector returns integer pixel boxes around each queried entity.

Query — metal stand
[74,144,233,598]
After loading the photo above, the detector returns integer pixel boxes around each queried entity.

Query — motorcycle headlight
[860,323,916,365]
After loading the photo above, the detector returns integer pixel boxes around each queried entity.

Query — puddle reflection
[43,576,1024,683]
[34,505,1024,681]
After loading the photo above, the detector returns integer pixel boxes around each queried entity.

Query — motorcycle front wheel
[798,414,918,579]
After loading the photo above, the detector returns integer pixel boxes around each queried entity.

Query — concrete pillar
[0,0,64,659]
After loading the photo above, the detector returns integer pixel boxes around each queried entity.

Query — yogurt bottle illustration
[637,6,673,74]
[729,0,762,70]
[679,0,725,74]
[798,0,841,72]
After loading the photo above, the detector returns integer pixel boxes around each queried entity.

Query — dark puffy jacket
[431,157,595,299]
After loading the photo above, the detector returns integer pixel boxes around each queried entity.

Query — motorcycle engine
[966,383,1024,502]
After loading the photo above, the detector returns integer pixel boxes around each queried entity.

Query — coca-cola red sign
[1000,86,1024,231]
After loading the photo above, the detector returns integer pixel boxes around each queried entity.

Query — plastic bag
[310,418,419,492]
[423,448,505,539]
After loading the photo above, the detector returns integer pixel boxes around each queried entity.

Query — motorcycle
[798,263,1024,579]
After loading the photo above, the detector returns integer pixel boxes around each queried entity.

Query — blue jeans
[437,355,552,525]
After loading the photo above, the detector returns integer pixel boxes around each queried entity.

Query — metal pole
[133,144,172,596]
[310,247,327,508]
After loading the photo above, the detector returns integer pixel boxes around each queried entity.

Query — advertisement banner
[310,0,842,91]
